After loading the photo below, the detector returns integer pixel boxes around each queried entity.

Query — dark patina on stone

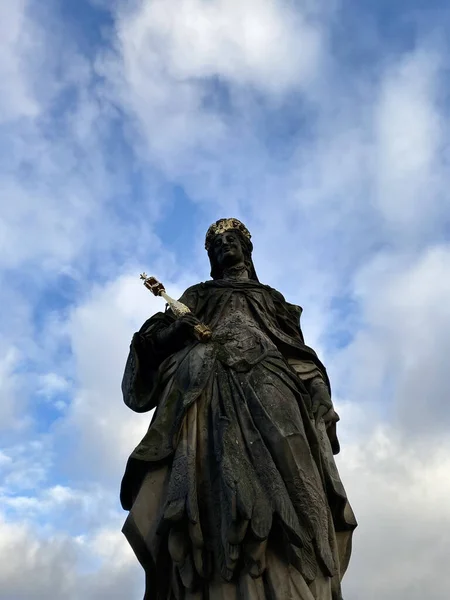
[121,219,356,600]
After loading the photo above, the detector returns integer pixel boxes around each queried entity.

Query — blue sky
[1,0,450,598]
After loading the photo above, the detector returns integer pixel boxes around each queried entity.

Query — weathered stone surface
[121,219,356,599]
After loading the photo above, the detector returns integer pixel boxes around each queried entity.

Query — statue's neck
[222,263,249,281]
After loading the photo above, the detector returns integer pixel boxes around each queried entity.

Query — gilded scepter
[140,273,212,342]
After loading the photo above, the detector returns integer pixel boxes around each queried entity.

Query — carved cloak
[121,280,356,600]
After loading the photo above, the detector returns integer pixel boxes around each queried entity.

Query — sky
[1,0,450,598]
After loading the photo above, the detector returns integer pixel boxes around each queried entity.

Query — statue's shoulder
[262,284,303,317]
[261,283,284,298]
[182,283,203,295]
[193,279,234,291]
[258,283,287,304]
[180,281,215,302]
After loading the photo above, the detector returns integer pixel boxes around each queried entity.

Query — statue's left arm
[271,289,341,454]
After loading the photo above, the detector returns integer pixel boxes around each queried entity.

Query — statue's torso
[210,288,279,372]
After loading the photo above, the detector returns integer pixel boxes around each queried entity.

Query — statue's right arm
[122,306,201,413]
[138,313,202,359]
[121,313,169,413]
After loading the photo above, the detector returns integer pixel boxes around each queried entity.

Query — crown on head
[205,218,251,250]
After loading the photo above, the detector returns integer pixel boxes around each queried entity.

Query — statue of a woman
[121,218,356,600]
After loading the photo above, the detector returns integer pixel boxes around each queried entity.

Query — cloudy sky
[1,0,450,598]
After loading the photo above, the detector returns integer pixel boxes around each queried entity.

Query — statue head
[205,218,258,280]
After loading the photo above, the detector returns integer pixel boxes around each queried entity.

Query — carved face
[211,231,245,270]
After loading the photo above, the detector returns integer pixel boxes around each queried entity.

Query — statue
[120,218,357,600]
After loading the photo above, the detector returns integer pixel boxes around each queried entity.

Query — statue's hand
[168,314,202,342]
[314,405,338,426]
[309,376,334,425]
[148,315,203,356]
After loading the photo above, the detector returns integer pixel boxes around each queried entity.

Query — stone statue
[120,218,357,600]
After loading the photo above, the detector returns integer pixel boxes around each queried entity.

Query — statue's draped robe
[121,280,356,600]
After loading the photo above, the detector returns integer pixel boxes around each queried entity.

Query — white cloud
[335,245,450,435]
[0,439,52,495]
[37,373,70,397]
[119,0,323,92]
[98,0,329,183]
[0,2,163,275]
[339,427,450,600]
[374,48,446,238]
[0,515,77,599]
[0,347,24,430]
[0,514,142,600]
[0,0,39,122]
